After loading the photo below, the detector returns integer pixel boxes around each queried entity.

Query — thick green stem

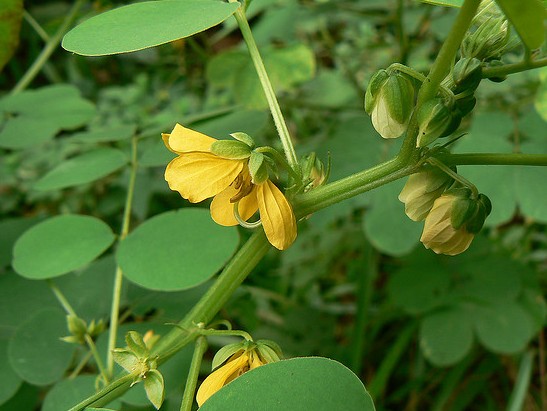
[506,351,534,411]
[180,336,208,411]
[482,57,547,79]
[231,3,300,172]
[439,153,547,166]
[107,135,139,375]
[12,0,86,94]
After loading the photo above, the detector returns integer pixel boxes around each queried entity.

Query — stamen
[233,202,262,229]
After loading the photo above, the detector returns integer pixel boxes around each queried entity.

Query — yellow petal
[165,153,243,203]
[165,123,216,153]
[196,353,249,407]
[211,185,259,226]
[256,180,297,250]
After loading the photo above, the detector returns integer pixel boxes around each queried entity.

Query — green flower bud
[455,94,477,117]
[300,152,327,192]
[416,98,455,147]
[462,16,510,61]
[398,166,455,221]
[366,71,415,139]
[465,193,492,233]
[452,58,482,94]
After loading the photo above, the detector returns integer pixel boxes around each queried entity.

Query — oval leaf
[116,209,239,291]
[33,148,128,191]
[62,0,241,56]
[0,340,21,406]
[12,215,115,279]
[199,357,376,411]
[495,0,546,50]
[8,308,74,386]
[0,0,23,72]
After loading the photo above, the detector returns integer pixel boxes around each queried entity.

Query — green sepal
[478,193,492,216]
[452,57,482,93]
[364,69,389,114]
[256,339,283,358]
[484,60,507,82]
[230,132,255,148]
[383,74,415,124]
[455,94,477,117]
[451,197,476,230]
[144,369,165,410]
[125,331,148,358]
[211,343,246,370]
[112,348,140,373]
[211,140,252,160]
[256,344,281,364]
[248,151,269,184]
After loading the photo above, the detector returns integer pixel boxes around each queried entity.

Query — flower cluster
[163,124,297,250]
[399,167,491,255]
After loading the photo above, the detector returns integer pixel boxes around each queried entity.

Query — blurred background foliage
[0,0,546,410]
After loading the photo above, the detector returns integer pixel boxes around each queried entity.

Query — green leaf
[71,124,136,143]
[0,384,39,411]
[472,302,535,354]
[200,357,375,411]
[33,148,128,191]
[420,307,474,366]
[12,215,115,279]
[0,84,95,149]
[116,209,239,291]
[495,0,546,50]
[8,308,74,386]
[62,0,241,56]
[0,216,45,268]
[0,339,21,406]
[0,0,23,72]
[144,369,165,410]
[420,0,463,7]
[42,375,121,411]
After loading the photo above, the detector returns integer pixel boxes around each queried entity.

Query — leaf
[0,84,95,149]
[199,357,376,411]
[0,216,45,268]
[62,0,241,56]
[70,124,136,143]
[420,307,474,366]
[8,308,74,386]
[0,0,23,72]
[495,0,546,50]
[420,0,463,7]
[472,302,535,354]
[0,339,21,406]
[116,209,239,291]
[42,375,121,411]
[33,148,128,191]
[12,215,115,279]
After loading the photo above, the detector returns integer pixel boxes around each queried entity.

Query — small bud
[301,152,327,192]
[398,167,455,221]
[366,71,415,139]
[462,16,510,61]
[416,98,456,147]
[452,58,482,94]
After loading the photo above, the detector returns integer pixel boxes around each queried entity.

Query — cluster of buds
[399,167,491,255]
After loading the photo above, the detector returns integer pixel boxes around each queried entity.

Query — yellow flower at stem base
[163,124,297,250]
[196,350,264,407]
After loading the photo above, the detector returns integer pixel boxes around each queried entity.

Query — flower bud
[416,98,457,147]
[420,189,492,256]
[300,152,327,192]
[398,167,454,221]
[462,16,510,61]
[365,70,415,139]
[452,58,482,94]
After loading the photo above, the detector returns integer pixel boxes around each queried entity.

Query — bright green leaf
[62,0,241,56]
[0,0,23,72]
[420,307,474,366]
[12,215,115,279]
[33,148,128,191]
[420,0,463,7]
[71,124,136,142]
[8,308,74,386]
[199,357,376,411]
[116,209,239,291]
[495,0,546,50]
[0,85,95,149]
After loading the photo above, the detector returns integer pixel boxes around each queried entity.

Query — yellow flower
[163,124,297,250]
[196,350,264,407]
[420,194,474,255]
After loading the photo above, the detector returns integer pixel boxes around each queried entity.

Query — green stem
[48,279,77,317]
[198,329,253,341]
[506,351,534,411]
[180,336,208,411]
[69,350,93,379]
[107,135,139,375]
[67,373,135,411]
[84,334,110,384]
[231,3,300,173]
[12,0,86,94]
[482,57,547,79]
[439,153,547,166]
[24,11,50,42]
